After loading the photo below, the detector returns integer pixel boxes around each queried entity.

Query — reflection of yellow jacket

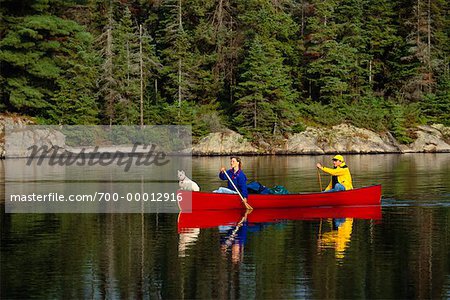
[321,163,353,191]
[320,218,354,259]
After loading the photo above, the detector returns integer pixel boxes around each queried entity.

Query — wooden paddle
[223,170,253,210]
[317,166,324,247]
[317,169,323,192]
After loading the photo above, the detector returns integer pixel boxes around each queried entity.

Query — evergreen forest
[1,0,449,142]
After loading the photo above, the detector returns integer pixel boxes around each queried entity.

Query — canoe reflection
[177,206,381,262]
[177,206,381,232]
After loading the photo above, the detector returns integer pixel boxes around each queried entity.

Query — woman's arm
[219,169,229,180]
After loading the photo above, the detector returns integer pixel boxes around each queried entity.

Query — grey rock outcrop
[1,115,36,158]
[192,124,450,155]
[193,130,259,155]
[399,125,450,153]
[6,128,66,158]
[285,124,399,154]
[284,127,325,154]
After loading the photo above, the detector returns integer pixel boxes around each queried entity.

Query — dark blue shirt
[219,169,249,198]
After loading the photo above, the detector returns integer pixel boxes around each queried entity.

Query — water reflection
[317,218,354,261]
[178,206,379,268]
[220,211,249,264]
[1,154,449,299]
[178,228,200,258]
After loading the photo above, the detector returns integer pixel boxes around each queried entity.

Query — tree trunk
[107,22,113,126]
[154,79,158,103]
[127,40,130,86]
[254,99,257,129]
[427,0,432,92]
[140,24,144,127]
[301,0,304,36]
[417,0,421,46]
[178,0,182,110]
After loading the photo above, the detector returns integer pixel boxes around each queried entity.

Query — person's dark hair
[230,156,242,169]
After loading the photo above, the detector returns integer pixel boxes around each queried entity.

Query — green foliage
[297,96,425,140]
[297,100,344,127]
[52,31,100,124]
[0,14,99,123]
[112,6,141,124]
[422,86,450,126]
[388,103,414,144]
[156,0,196,105]
[192,103,227,136]
[340,97,391,132]
[234,36,297,138]
[62,126,105,146]
[233,1,298,138]
[149,101,224,139]
[0,0,448,141]
[291,122,307,134]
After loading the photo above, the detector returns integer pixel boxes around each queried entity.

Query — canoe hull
[178,185,381,211]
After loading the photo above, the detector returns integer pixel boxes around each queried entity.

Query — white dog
[178,170,200,191]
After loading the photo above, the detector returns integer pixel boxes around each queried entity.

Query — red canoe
[178,185,382,211]
[178,206,382,231]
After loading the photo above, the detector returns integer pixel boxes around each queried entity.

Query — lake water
[1,154,449,299]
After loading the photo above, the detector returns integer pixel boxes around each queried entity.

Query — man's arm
[321,167,346,176]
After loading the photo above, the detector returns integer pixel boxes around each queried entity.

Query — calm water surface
[1,154,449,299]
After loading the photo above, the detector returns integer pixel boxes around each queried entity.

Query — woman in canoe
[316,154,353,192]
[214,156,249,205]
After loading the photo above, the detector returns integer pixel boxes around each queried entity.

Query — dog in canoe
[178,170,200,191]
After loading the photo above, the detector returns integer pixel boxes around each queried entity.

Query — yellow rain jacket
[321,162,353,191]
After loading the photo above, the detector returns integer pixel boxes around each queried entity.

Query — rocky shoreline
[192,124,450,155]
[1,114,449,158]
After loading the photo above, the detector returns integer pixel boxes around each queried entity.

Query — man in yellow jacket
[316,154,353,192]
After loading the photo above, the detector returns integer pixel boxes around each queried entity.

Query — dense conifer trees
[1,0,448,139]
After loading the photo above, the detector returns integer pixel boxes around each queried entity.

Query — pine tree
[52,31,100,124]
[362,0,403,97]
[232,0,298,137]
[235,36,296,137]
[304,0,341,103]
[209,0,237,105]
[96,0,119,125]
[152,0,213,130]
[397,0,437,100]
[421,0,449,125]
[423,73,450,125]
[156,0,194,107]
[0,14,99,123]
[114,6,140,124]
[138,23,161,126]
[335,0,371,98]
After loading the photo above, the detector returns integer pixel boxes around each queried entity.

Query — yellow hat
[332,154,344,162]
